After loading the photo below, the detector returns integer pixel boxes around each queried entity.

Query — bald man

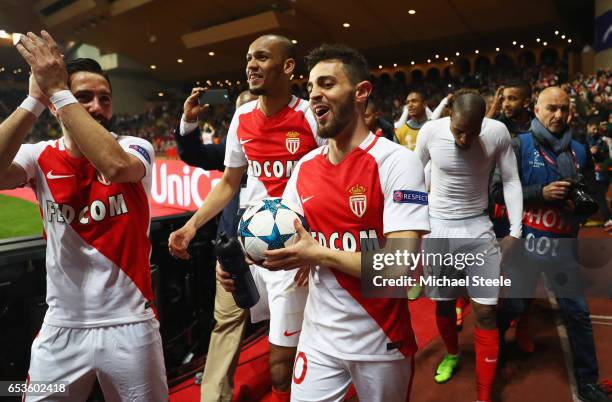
[415,93,523,402]
[493,87,609,402]
[170,35,324,402]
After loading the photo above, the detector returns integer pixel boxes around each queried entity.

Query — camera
[563,176,599,215]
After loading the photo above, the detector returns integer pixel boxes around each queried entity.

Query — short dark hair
[407,91,426,102]
[452,93,486,120]
[259,34,296,61]
[65,58,112,91]
[305,44,369,84]
[505,78,532,99]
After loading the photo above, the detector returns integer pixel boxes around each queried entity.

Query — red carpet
[169,298,450,401]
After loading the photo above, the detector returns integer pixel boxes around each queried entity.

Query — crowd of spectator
[1,61,609,158]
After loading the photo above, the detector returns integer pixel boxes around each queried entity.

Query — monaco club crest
[285,131,301,155]
[349,185,367,218]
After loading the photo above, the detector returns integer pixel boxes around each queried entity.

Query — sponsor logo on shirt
[348,185,367,218]
[392,190,428,205]
[129,144,151,164]
[311,229,380,251]
[285,131,301,155]
[44,194,128,225]
[248,159,297,179]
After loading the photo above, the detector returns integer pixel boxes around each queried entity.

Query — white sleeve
[430,97,448,120]
[179,114,199,136]
[496,129,523,238]
[13,143,41,183]
[414,121,431,167]
[394,105,408,129]
[380,149,430,234]
[119,136,155,179]
[282,159,304,216]
[223,111,248,168]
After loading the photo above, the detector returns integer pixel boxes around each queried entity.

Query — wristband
[50,90,78,111]
[19,96,46,118]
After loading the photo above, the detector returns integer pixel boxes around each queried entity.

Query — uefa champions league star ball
[238,198,308,263]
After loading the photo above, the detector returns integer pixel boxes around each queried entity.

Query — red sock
[474,328,499,402]
[436,313,459,355]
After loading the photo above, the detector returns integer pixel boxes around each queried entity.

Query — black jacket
[173,126,226,171]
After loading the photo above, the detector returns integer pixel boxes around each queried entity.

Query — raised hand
[486,86,504,118]
[15,31,68,97]
[183,87,209,123]
[28,72,49,107]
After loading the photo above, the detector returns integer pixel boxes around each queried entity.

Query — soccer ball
[238,198,308,263]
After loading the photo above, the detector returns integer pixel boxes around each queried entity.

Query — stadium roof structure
[0,0,594,83]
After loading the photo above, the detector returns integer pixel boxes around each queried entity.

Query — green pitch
[0,194,42,239]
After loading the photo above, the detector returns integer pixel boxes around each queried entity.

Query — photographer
[491,87,609,402]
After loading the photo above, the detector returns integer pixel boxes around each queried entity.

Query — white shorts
[24,319,167,402]
[424,215,501,305]
[250,264,308,347]
[291,345,414,402]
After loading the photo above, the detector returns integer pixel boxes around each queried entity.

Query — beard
[249,86,266,96]
[93,115,112,130]
[317,95,356,139]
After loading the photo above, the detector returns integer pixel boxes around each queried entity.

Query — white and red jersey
[283,134,430,361]
[13,135,156,328]
[224,96,323,208]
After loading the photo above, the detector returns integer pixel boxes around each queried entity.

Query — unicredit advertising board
[0,160,223,218]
